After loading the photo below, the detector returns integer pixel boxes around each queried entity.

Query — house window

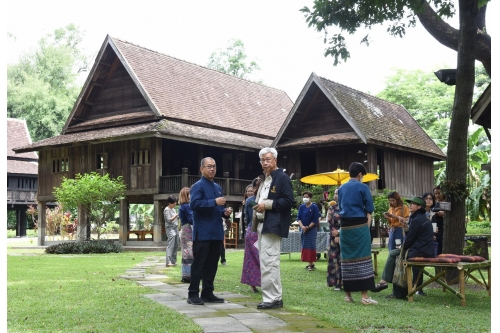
[97,153,108,169]
[131,149,150,166]
[52,157,69,173]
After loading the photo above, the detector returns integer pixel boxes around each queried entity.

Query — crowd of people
[161,148,445,308]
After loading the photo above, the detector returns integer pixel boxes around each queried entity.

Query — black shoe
[187,296,204,305]
[416,290,426,296]
[257,299,283,309]
[201,294,225,303]
[370,282,388,293]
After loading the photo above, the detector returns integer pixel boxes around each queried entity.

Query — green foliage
[300,0,455,65]
[129,204,154,230]
[53,172,126,239]
[466,220,491,235]
[207,39,262,82]
[439,179,469,202]
[377,68,454,143]
[7,210,17,229]
[7,24,90,142]
[372,189,393,226]
[7,229,38,238]
[290,180,328,221]
[45,240,123,254]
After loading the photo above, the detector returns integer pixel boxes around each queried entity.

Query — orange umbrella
[300,167,378,186]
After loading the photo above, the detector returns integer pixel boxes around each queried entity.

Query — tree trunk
[443,0,478,282]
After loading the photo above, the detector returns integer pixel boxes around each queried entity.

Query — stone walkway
[120,256,350,333]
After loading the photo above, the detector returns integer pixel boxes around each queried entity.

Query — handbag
[393,244,408,288]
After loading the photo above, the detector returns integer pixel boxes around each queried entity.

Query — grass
[7,246,202,333]
[7,242,491,333]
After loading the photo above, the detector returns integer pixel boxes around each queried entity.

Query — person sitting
[371,196,435,298]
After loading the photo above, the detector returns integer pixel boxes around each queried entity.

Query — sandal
[370,282,388,293]
[361,297,378,305]
[307,266,313,271]
[385,294,396,299]
[344,296,354,303]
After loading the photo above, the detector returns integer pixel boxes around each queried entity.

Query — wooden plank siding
[37,138,158,197]
[281,87,354,142]
[279,144,434,198]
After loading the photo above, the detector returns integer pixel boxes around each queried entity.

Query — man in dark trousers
[187,157,231,305]
[252,147,294,309]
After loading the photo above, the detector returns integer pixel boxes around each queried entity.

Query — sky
[5,0,495,102]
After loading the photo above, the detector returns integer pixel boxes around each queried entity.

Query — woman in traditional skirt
[338,162,377,305]
[327,188,342,290]
[240,177,262,292]
[178,187,194,282]
[298,191,320,271]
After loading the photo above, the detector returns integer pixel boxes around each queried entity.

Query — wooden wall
[37,138,160,197]
[279,143,435,197]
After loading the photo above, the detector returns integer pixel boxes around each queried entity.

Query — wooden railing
[159,168,252,196]
[7,190,37,204]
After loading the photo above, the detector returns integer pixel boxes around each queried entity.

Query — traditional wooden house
[272,73,447,197]
[13,35,293,246]
[7,118,39,237]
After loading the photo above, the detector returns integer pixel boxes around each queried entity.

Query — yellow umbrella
[300,167,379,186]
[300,168,350,186]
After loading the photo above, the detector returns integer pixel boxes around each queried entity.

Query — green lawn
[7,244,491,333]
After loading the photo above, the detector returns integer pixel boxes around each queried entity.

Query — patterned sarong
[240,225,261,287]
[340,218,375,292]
[301,227,317,263]
[180,224,193,281]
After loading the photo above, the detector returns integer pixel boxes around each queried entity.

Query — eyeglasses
[202,165,216,169]
[260,157,275,164]
[425,197,433,201]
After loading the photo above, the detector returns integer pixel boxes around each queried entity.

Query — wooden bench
[127,230,154,241]
[404,260,491,306]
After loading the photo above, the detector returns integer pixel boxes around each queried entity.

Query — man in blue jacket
[187,157,231,305]
[252,147,294,309]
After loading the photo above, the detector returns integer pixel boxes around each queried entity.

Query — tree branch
[415,1,491,75]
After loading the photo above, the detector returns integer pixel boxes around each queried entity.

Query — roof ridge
[110,36,290,96]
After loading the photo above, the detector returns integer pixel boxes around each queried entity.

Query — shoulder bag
[393,243,409,288]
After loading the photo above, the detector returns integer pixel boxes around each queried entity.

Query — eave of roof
[13,120,271,153]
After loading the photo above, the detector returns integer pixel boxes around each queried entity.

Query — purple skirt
[240,225,261,287]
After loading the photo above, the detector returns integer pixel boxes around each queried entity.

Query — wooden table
[127,230,154,241]
[404,260,491,306]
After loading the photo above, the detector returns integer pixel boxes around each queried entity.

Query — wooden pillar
[223,172,230,196]
[37,201,46,246]
[181,168,188,188]
[119,198,129,246]
[233,151,239,179]
[197,146,203,176]
[77,204,89,242]
[153,199,163,245]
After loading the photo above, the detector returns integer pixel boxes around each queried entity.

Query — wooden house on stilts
[272,73,446,197]
[13,35,293,246]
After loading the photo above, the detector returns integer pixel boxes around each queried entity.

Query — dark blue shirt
[338,179,374,218]
[179,203,193,226]
[297,203,320,227]
[189,176,225,241]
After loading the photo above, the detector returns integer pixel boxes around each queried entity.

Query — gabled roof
[273,73,446,160]
[59,35,292,142]
[7,118,38,175]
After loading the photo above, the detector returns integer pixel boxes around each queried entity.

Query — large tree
[207,39,261,81]
[7,24,91,142]
[301,0,491,259]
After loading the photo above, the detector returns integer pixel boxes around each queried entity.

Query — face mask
[303,197,310,204]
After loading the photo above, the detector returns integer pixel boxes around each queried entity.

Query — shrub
[45,240,123,254]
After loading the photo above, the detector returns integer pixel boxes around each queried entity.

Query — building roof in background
[7,118,38,160]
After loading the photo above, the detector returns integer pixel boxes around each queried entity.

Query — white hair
[259,147,278,159]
